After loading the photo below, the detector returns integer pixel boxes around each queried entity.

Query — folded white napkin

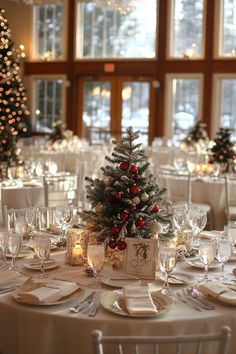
[123,285,157,316]
[16,280,79,304]
[198,281,236,305]
[199,231,221,240]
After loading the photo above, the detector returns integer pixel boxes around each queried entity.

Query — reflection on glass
[172,78,200,142]
[34,79,63,133]
[220,79,236,133]
[170,0,204,58]
[76,1,156,58]
[82,81,111,144]
[121,82,150,145]
[219,0,236,57]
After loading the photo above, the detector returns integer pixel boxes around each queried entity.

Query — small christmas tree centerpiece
[183,120,209,147]
[79,127,170,250]
[208,127,236,173]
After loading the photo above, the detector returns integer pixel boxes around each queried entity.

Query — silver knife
[70,291,96,313]
[89,294,100,317]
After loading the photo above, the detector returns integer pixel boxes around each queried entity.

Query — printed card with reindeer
[123,238,158,279]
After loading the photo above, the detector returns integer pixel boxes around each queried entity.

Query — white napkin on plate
[16,280,80,304]
[198,281,236,305]
[123,285,157,316]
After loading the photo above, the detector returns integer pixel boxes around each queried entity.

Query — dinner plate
[101,276,141,288]
[100,290,174,318]
[185,258,220,269]
[6,250,34,259]
[23,259,60,271]
[11,281,84,306]
[156,272,195,285]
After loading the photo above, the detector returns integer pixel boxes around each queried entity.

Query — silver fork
[70,292,96,313]
[176,290,202,312]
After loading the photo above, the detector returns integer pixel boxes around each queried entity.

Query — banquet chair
[2,206,29,229]
[91,327,231,354]
[225,175,236,222]
[43,174,79,207]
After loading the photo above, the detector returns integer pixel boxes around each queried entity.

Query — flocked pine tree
[209,127,236,172]
[0,8,31,167]
[80,127,170,250]
[183,120,209,146]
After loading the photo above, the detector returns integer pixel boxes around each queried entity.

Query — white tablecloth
[0,252,235,354]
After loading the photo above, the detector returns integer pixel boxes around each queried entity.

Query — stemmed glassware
[157,246,177,295]
[7,231,22,272]
[87,242,105,288]
[215,239,232,281]
[25,208,39,236]
[55,206,73,240]
[187,208,207,248]
[0,231,9,269]
[198,239,216,283]
[33,234,51,278]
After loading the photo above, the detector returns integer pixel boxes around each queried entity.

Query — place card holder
[65,228,88,266]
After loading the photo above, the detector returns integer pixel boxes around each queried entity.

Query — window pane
[171,78,200,140]
[121,82,150,145]
[34,79,63,132]
[34,4,63,60]
[82,81,111,144]
[219,79,236,133]
[170,0,204,58]
[219,0,236,57]
[76,1,157,58]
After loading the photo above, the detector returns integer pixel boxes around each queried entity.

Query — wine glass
[198,239,216,283]
[188,209,207,248]
[157,246,177,295]
[7,231,22,272]
[25,208,39,235]
[15,216,28,241]
[55,206,73,240]
[215,239,232,281]
[33,234,51,278]
[173,206,187,231]
[87,242,105,287]
[212,162,220,178]
[0,231,9,269]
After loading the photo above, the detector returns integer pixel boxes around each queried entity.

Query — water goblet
[33,234,51,278]
[227,221,236,252]
[198,239,216,283]
[157,246,177,295]
[25,208,39,235]
[173,206,187,232]
[87,242,105,288]
[188,209,207,248]
[7,231,22,272]
[0,231,9,269]
[15,216,28,241]
[215,239,232,281]
[55,206,73,240]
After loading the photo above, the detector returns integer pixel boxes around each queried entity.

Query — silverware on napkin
[69,291,96,313]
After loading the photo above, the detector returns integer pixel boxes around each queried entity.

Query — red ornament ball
[129,204,137,211]
[113,191,122,201]
[130,185,140,195]
[117,239,127,251]
[133,175,141,181]
[120,211,129,221]
[111,225,120,234]
[108,239,117,249]
[135,219,145,229]
[119,162,129,171]
[129,164,138,174]
[152,204,160,212]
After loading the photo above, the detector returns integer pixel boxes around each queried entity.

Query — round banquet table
[0,251,236,354]
[155,168,234,230]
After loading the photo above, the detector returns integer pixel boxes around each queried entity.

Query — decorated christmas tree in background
[183,120,209,146]
[80,127,170,250]
[0,8,31,167]
[208,127,236,172]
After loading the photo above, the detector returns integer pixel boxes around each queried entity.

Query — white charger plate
[23,259,59,271]
[101,276,141,288]
[6,250,34,259]
[185,258,220,269]
[156,272,195,285]
[100,290,174,318]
